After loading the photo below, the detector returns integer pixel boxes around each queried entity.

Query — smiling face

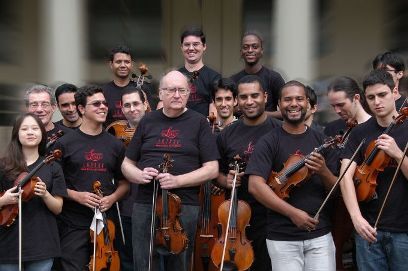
[27,91,56,130]
[121,91,147,126]
[57,92,80,123]
[181,35,206,65]
[214,88,237,120]
[279,85,308,125]
[78,92,108,124]
[110,52,133,80]
[237,81,267,120]
[18,115,42,148]
[241,34,263,66]
[159,71,190,115]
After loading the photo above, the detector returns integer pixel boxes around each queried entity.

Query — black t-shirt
[54,119,80,130]
[54,129,125,228]
[217,117,281,236]
[323,119,347,138]
[102,80,155,127]
[231,66,285,112]
[245,127,337,241]
[178,65,221,116]
[0,158,67,263]
[340,117,408,232]
[395,95,406,111]
[126,109,220,205]
[46,122,72,149]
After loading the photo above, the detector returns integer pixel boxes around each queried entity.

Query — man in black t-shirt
[324,76,372,269]
[246,80,337,271]
[211,77,238,133]
[231,31,285,118]
[121,70,219,271]
[216,75,281,271]
[55,85,128,271]
[24,84,71,147]
[177,27,221,117]
[54,83,82,129]
[102,45,155,127]
[339,70,408,271]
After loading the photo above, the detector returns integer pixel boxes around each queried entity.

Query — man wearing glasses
[122,70,219,271]
[177,27,221,117]
[372,51,406,110]
[54,85,128,271]
[25,84,71,146]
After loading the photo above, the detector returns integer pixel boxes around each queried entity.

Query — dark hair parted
[109,45,132,62]
[328,76,364,100]
[0,113,47,181]
[237,75,265,92]
[180,26,206,44]
[55,83,78,104]
[362,69,395,92]
[75,85,105,116]
[212,78,237,101]
[121,86,146,104]
[372,51,405,72]
[278,80,307,100]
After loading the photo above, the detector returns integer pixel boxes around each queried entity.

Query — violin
[0,149,62,227]
[88,181,120,271]
[154,154,189,255]
[268,136,341,200]
[46,130,64,149]
[354,107,408,202]
[106,120,135,146]
[211,157,254,271]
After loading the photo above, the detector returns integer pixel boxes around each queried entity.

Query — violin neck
[17,159,46,190]
[285,144,327,177]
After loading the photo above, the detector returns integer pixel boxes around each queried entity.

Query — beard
[282,109,307,125]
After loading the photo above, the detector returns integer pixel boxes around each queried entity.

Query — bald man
[122,70,219,271]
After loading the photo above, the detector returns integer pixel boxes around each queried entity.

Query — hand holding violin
[140,167,159,184]
[99,194,116,213]
[375,134,403,160]
[304,151,329,176]
[157,172,180,189]
[72,190,101,209]
[289,208,318,231]
[0,186,20,206]
[34,178,48,198]
[225,169,244,189]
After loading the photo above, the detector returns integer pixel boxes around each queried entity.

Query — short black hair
[237,75,265,92]
[75,85,104,116]
[362,69,395,92]
[372,51,405,72]
[180,26,206,44]
[109,45,132,62]
[121,86,146,104]
[305,86,317,108]
[212,78,237,101]
[55,83,78,104]
[278,80,306,100]
[242,31,264,48]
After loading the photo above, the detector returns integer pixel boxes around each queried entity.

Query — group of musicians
[0,27,407,271]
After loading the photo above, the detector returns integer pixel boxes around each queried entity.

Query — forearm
[177,161,219,188]
[109,180,129,203]
[339,160,362,220]
[42,194,63,215]
[121,157,144,184]
[318,166,337,190]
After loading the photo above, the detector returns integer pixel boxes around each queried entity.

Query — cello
[88,181,120,271]
[268,136,341,200]
[354,107,408,202]
[211,156,254,271]
[0,149,62,227]
[106,120,135,146]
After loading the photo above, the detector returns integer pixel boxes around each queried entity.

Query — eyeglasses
[383,68,397,73]
[123,101,143,109]
[182,42,202,49]
[161,88,189,96]
[28,102,51,109]
[87,100,108,107]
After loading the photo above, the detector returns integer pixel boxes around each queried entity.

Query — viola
[354,107,408,202]
[211,157,254,271]
[106,120,135,146]
[268,136,341,200]
[0,150,62,227]
[154,154,189,255]
[88,181,120,271]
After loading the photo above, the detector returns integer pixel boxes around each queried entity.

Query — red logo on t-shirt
[85,149,103,162]
[156,127,182,148]
[244,141,255,156]
[82,149,106,172]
